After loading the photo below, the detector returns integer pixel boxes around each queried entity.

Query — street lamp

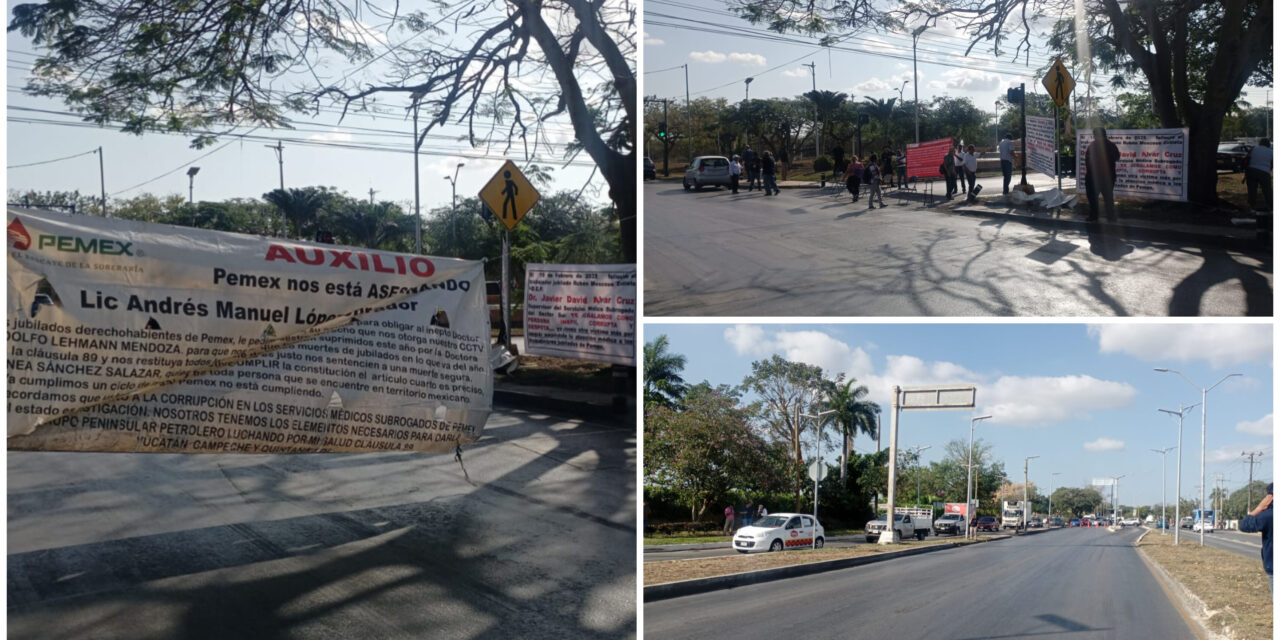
[443,162,465,253]
[801,408,837,550]
[1111,474,1126,526]
[1158,402,1199,545]
[1023,455,1039,533]
[1151,446,1177,535]
[186,166,200,204]
[911,24,927,145]
[744,77,754,147]
[965,414,992,539]
[1049,472,1062,523]
[1156,368,1241,546]
[904,444,932,505]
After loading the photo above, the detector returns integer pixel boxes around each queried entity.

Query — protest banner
[1025,115,1057,179]
[523,263,636,366]
[906,137,953,179]
[7,208,492,453]
[1076,129,1189,201]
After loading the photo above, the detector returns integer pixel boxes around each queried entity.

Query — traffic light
[1006,86,1024,103]
[657,121,667,139]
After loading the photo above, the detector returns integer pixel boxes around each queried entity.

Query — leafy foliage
[643,335,688,409]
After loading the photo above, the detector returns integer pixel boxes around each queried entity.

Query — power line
[7,147,98,169]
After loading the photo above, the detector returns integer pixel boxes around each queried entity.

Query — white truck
[865,507,934,543]
[1001,501,1027,530]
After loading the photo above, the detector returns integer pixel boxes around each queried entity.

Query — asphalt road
[643,531,1001,563]
[646,527,1197,640]
[643,181,1272,316]
[1163,527,1265,560]
[8,404,635,640]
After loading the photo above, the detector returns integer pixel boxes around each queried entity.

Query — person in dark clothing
[845,155,863,203]
[743,147,758,191]
[1239,483,1273,593]
[1084,127,1121,221]
[831,145,846,178]
[761,151,778,196]
[941,153,958,200]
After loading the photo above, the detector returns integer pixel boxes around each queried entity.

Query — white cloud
[1084,437,1126,452]
[1089,325,1273,368]
[937,68,1006,92]
[729,53,767,66]
[722,326,871,381]
[644,32,664,46]
[1236,413,1273,437]
[689,50,726,63]
[782,67,810,78]
[855,78,892,93]
[724,325,767,356]
[307,130,353,143]
[1206,443,1272,464]
[984,375,1137,426]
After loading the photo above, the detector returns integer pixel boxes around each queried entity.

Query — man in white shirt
[1246,138,1272,211]
[998,133,1015,194]
[962,145,980,200]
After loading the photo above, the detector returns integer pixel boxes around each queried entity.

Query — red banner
[906,137,954,179]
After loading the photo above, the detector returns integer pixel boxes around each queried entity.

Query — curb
[493,387,631,424]
[943,205,1265,253]
[1133,528,1224,640]
[644,535,1011,602]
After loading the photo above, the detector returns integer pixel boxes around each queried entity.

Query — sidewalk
[773,174,1269,251]
[494,378,634,423]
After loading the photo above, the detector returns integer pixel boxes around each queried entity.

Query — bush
[649,522,718,536]
[812,155,834,173]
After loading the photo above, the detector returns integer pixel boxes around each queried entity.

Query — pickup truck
[865,508,934,542]
[934,513,966,535]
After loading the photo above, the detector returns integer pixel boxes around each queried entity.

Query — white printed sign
[7,208,492,453]
[523,263,636,366]
[1025,115,1057,179]
[1076,128,1189,201]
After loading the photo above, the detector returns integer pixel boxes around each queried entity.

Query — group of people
[941,142,983,202]
[721,500,768,534]
[728,147,780,196]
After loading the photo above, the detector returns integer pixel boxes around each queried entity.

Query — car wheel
[866,537,875,544]
[814,537,824,549]
[683,179,691,191]
[916,531,926,541]
[694,180,703,191]
[769,539,784,552]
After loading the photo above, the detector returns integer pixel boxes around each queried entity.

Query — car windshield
[700,158,729,167]
[1218,144,1245,151]
[753,515,789,528]
[940,514,962,520]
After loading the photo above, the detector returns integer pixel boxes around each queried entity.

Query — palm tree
[804,90,849,155]
[334,201,411,250]
[263,187,329,239]
[827,377,879,483]
[643,335,687,408]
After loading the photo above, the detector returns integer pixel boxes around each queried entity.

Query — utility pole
[1152,447,1176,534]
[265,141,285,235]
[744,78,754,148]
[1243,451,1264,509]
[1213,473,1225,521]
[1023,456,1039,533]
[684,64,692,163]
[368,188,377,205]
[804,62,818,158]
[96,147,107,216]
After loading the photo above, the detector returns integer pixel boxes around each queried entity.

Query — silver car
[683,156,731,190]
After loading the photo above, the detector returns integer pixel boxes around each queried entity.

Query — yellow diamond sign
[1042,58,1075,108]
[480,160,540,230]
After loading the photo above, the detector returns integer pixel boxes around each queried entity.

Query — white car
[733,513,825,554]
[1122,517,1141,527]
[1192,520,1215,533]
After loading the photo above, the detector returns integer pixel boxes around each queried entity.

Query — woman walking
[845,155,863,203]
[761,151,778,196]
[866,153,885,209]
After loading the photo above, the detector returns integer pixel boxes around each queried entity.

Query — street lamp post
[1151,447,1177,535]
[1049,472,1061,524]
[442,162,465,253]
[905,444,932,505]
[1111,474,1127,526]
[911,25,927,145]
[801,408,837,550]
[965,414,993,539]
[744,78,754,147]
[1023,456,1039,533]
[1158,402,1199,545]
[186,166,200,204]
[1156,369,1241,546]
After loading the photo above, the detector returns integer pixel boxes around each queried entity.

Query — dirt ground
[497,354,616,393]
[1139,531,1273,640]
[643,538,980,586]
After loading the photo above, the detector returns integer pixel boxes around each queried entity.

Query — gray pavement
[645,526,1197,640]
[8,404,636,639]
[1160,527,1266,560]
[644,181,1272,316]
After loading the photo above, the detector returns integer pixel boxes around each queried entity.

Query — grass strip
[1139,531,1272,640]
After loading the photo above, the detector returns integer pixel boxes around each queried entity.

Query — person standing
[743,146,758,191]
[940,150,958,200]
[962,145,980,201]
[1084,127,1121,221]
[866,153,885,209]
[1239,483,1273,593]
[896,149,908,186]
[953,143,966,194]
[742,499,755,528]
[998,133,1016,194]
[722,504,735,535]
[729,154,743,194]
[1245,138,1273,211]
[882,146,896,188]
[846,155,863,203]
[831,145,846,177]
[761,151,778,196]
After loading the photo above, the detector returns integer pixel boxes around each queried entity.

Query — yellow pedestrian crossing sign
[1042,58,1075,108]
[479,160,540,230]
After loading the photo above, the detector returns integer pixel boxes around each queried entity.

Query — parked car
[1028,517,1043,528]
[1217,143,1252,172]
[643,156,656,180]
[976,516,999,532]
[1180,517,1195,529]
[1122,517,1140,527]
[1069,518,1081,527]
[683,156,731,191]
[733,513,824,554]
[1192,520,1215,533]
[934,513,966,535]
[1051,517,1064,527]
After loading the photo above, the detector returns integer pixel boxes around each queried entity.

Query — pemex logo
[8,218,31,250]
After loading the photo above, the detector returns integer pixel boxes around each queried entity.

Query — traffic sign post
[1042,59,1075,191]
[480,161,541,353]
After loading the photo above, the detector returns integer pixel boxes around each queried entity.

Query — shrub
[812,155,834,173]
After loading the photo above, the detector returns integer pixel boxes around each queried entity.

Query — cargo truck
[1001,501,1027,530]
[866,507,934,542]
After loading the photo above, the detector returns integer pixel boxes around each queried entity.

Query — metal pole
[744,78,753,148]
[1055,104,1062,191]
[501,230,512,353]
[912,31,921,145]
[1020,83,1028,186]
[1158,403,1198,545]
[1049,472,1060,524]
[804,62,818,158]
[413,102,422,255]
[684,64,692,163]
[874,408,881,515]
[98,147,107,216]
[801,408,835,551]
[965,415,990,539]
[1200,388,1206,545]
[880,387,901,544]
[1023,456,1038,533]
[450,179,458,251]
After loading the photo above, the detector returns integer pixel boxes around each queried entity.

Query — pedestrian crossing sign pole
[1042,59,1075,191]
[479,160,541,353]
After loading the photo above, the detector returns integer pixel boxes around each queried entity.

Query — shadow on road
[1169,246,1273,315]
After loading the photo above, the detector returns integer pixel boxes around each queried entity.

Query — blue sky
[5,2,608,213]
[646,323,1275,508]
[643,1,1273,144]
